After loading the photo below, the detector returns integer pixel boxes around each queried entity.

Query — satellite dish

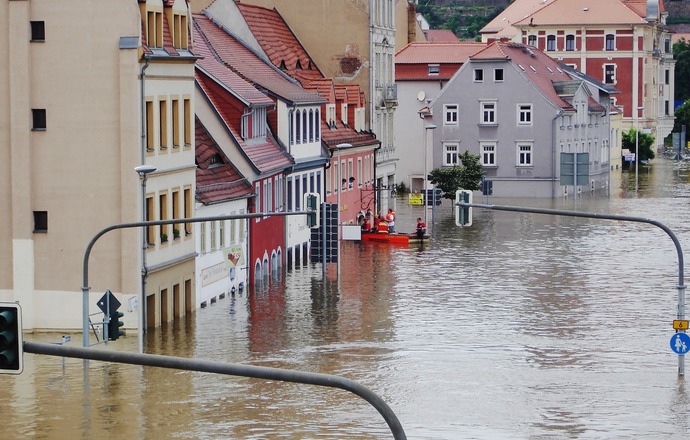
[417,90,426,101]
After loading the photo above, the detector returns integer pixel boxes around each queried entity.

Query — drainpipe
[552,109,563,198]
[373,140,382,215]
[140,55,151,164]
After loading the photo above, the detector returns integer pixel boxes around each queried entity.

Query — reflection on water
[4,159,690,438]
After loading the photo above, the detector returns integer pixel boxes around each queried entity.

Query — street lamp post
[635,106,644,192]
[424,124,437,227]
[134,164,156,353]
[335,144,351,277]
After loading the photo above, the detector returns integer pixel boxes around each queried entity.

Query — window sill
[478,123,498,127]
[482,165,498,169]
[31,128,47,132]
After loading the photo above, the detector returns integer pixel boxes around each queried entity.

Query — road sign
[97,290,121,316]
[670,333,690,354]
[674,320,689,330]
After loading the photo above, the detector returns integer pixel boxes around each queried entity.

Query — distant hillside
[416,0,510,41]
[417,0,690,41]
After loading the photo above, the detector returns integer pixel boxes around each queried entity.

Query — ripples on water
[5,159,690,439]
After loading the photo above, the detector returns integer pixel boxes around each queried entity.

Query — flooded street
[4,158,690,439]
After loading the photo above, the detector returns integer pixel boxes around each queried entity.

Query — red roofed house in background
[395,41,486,193]
[482,0,675,152]
[421,41,616,198]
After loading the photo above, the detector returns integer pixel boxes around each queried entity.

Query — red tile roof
[235,2,324,83]
[196,69,294,175]
[423,29,459,42]
[513,0,646,27]
[471,41,575,110]
[396,41,487,64]
[193,13,324,105]
[195,117,253,205]
[194,25,274,106]
[141,1,195,57]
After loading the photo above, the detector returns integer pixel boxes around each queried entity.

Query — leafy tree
[428,150,483,200]
[622,128,655,162]
[673,99,690,134]
[674,38,690,102]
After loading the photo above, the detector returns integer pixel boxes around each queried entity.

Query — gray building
[421,41,614,198]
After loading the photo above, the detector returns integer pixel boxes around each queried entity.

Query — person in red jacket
[416,217,426,239]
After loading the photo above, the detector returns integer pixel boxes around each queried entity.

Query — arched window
[565,35,575,51]
[605,34,615,51]
[295,110,301,143]
[302,111,307,144]
[547,35,556,51]
[315,109,320,141]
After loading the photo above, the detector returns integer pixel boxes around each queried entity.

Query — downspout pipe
[140,55,151,164]
[552,109,564,198]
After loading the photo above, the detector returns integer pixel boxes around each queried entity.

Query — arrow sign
[670,333,690,354]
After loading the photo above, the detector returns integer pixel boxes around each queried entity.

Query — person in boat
[385,208,396,233]
[372,214,380,233]
[361,216,371,232]
[416,217,426,239]
[377,214,389,234]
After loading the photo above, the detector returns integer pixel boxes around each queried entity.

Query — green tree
[673,99,690,134]
[674,38,690,102]
[622,128,655,162]
[428,150,483,200]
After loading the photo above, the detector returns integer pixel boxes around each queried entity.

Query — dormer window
[209,153,223,168]
[428,64,440,76]
[242,106,267,140]
[172,13,188,50]
[146,10,163,48]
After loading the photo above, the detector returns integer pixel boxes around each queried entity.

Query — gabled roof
[234,2,324,83]
[396,42,486,64]
[423,29,459,42]
[195,117,253,205]
[480,0,557,38]
[470,41,576,110]
[558,62,620,95]
[513,0,647,27]
[193,13,324,105]
[196,68,294,176]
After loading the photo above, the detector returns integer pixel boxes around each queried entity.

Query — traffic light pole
[457,201,687,376]
[23,341,407,439]
[82,211,317,349]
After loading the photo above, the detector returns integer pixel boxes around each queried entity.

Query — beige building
[192,0,424,211]
[1,0,197,334]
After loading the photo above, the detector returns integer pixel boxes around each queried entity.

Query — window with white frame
[517,104,532,125]
[428,64,440,75]
[481,142,496,166]
[527,35,537,46]
[480,101,497,125]
[443,143,459,166]
[473,68,484,82]
[565,35,575,51]
[605,34,615,51]
[546,35,556,51]
[604,64,616,84]
[444,104,458,125]
[517,143,533,166]
[494,68,504,82]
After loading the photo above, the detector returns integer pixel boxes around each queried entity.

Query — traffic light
[304,192,320,229]
[108,307,125,341]
[0,302,23,374]
[455,190,473,227]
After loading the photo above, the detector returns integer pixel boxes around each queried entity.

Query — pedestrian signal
[304,193,320,229]
[455,190,473,227]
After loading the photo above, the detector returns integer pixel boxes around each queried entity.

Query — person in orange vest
[385,208,396,233]
[377,214,389,233]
